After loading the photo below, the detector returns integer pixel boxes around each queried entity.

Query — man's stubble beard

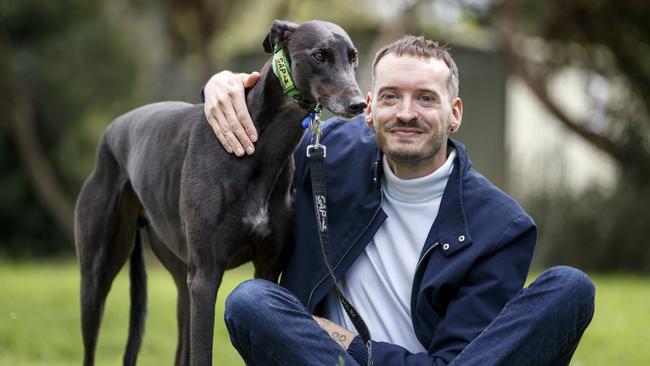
[376,114,450,168]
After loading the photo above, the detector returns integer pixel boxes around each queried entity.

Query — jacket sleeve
[347,215,537,366]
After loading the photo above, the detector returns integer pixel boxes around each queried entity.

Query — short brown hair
[372,35,459,99]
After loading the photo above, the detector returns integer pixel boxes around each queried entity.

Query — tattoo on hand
[332,331,347,347]
[313,315,353,349]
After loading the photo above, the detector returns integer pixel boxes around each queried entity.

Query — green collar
[272,45,316,111]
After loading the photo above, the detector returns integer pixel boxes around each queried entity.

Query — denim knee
[544,266,595,297]
[542,266,595,322]
[224,279,277,325]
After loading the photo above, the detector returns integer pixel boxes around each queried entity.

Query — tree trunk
[494,0,638,170]
[1,37,75,244]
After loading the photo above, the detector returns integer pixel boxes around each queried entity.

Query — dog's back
[101,101,233,257]
[105,101,195,177]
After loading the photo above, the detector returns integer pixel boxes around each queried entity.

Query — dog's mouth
[318,95,366,119]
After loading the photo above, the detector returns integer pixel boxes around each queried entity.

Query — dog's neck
[246,60,312,130]
[237,59,312,207]
[245,59,312,159]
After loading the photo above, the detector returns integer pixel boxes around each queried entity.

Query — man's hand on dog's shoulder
[204,71,260,157]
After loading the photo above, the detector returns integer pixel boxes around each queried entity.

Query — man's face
[366,54,462,177]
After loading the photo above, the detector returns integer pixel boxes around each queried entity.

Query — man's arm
[347,217,537,366]
[203,71,260,156]
[313,316,354,349]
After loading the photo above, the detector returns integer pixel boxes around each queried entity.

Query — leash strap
[307,124,373,366]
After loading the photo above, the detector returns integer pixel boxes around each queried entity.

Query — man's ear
[263,20,298,53]
[449,97,463,133]
[364,93,374,128]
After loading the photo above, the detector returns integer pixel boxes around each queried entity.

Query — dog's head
[263,20,366,119]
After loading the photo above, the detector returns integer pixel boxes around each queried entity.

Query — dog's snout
[347,100,367,115]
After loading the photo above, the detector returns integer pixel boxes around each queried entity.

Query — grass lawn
[0,260,649,365]
[0,258,251,366]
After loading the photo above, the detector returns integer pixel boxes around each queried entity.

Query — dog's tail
[124,228,147,366]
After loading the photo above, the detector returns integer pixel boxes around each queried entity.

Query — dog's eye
[312,52,326,62]
[351,52,359,66]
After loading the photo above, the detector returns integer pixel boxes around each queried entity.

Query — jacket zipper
[409,241,439,343]
[306,187,385,309]
[414,241,439,275]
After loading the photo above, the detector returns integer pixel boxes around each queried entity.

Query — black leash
[268,41,373,363]
[306,117,373,365]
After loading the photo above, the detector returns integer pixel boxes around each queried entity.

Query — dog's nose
[347,101,367,115]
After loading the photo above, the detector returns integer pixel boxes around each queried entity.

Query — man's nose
[396,100,416,122]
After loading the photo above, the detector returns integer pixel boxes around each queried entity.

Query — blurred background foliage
[0,0,649,272]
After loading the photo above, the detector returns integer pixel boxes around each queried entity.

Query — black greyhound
[74,20,365,366]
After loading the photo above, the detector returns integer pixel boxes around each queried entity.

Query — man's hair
[372,35,459,99]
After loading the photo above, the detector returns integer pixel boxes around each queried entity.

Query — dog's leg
[75,141,142,366]
[186,250,225,366]
[147,226,190,366]
[182,214,234,365]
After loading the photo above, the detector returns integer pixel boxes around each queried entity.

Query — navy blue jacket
[280,115,537,365]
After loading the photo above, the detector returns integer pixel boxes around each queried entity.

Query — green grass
[0,261,649,365]
[569,273,650,366]
[0,259,252,366]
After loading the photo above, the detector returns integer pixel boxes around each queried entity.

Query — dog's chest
[242,204,271,237]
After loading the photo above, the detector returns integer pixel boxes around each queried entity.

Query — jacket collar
[372,138,473,255]
[433,139,473,255]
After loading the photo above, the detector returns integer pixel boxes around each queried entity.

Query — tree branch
[495,0,629,166]
[1,37,75,244]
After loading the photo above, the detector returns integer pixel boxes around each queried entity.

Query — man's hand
[203,71,260,156]
[313,315,355,350]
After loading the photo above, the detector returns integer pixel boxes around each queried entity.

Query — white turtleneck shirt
[321,148,456,353]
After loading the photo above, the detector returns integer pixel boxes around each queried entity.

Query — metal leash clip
[306,107,326,158]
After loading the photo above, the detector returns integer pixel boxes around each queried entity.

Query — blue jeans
[224,266,595,366]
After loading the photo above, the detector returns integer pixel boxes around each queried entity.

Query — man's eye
[313,52,326,62]
[419,95,437,104]
[380,93,398,102]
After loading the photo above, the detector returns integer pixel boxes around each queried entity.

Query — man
[202,35,594,365]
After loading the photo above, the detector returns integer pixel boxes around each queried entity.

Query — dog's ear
[263,20,298,53]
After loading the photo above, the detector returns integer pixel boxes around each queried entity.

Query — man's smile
[387,126,425,139]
